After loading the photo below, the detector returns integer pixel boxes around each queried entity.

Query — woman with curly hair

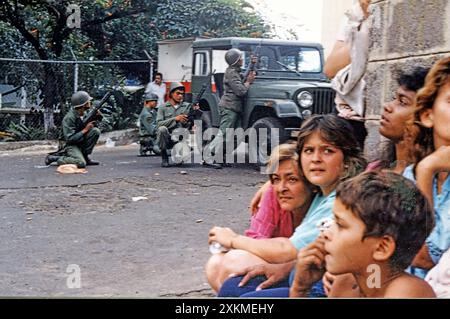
[403,56,450,278]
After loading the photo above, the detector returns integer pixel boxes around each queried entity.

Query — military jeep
[186,37,336,164]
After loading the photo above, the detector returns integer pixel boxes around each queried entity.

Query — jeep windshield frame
[192,37,328,81]
[237,44,322,74]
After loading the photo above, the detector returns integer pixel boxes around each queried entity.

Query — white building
[248,0,353,58]
[320,0,353,57]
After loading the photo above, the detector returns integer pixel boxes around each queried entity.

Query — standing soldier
[138,93,160,156]
[44,91,101,167]
[205,48,256,168]
[156,82,200,167]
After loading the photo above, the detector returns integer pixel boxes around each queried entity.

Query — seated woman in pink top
[244,182,295,239]
[205,142,315,292]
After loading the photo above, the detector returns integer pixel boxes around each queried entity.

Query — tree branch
[47,3,71,56]
[83,7,149,28]
[0,0,48,60]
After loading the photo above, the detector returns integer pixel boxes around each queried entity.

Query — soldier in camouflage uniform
[138,93,161,156]
[44,91,101,168]
[205,48,256,168]
[156,82,200,167]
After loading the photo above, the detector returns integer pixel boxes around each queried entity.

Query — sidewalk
[0,128,139,154]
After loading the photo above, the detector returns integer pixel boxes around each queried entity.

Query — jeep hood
[247,80,332,99]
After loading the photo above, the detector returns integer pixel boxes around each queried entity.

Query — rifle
[186,71,215,129]
[82,91,113,127]
[243,41,261,79]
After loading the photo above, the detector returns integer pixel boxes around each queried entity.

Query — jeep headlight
[297,91,313,108]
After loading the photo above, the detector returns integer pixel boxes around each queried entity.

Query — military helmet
[225,48,243,66]
[144,92,159,102]
[169,82,185,95]
[71,91,93,108]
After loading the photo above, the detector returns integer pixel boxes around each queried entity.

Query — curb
[0,140,58,152]
[0,128,139,153]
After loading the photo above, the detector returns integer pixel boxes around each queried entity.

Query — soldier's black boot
[139,141,153,156]
[45,154,60,166]
[161,151,170,168]
[85,156,100,166]
[221,157,232,168]
[202,160,222,169]
[83,152,100,166]
[139,144,148,157]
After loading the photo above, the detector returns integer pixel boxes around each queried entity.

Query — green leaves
[154,0,269,39]
[1,0,269,61]
[5,121,46,141]
[0,0,270,133]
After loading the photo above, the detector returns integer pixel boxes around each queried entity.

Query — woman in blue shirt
[403,56,450,277]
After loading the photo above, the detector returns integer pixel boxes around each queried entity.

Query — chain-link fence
[0,57,152,141]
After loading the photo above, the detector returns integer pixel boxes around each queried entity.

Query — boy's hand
[322,271,336,296]
[290,238,327,297]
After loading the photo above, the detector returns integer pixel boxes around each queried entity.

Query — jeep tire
[250,117,289,167]
[194,110,216,154]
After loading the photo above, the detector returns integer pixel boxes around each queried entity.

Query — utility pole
[70,48,78,93]
[143,50,154,83]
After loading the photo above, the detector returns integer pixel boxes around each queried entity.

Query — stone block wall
[364,0,450,160]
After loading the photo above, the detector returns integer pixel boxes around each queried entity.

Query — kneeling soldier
[45,91,101,167]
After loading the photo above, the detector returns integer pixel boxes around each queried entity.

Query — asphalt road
[0,144,266,297]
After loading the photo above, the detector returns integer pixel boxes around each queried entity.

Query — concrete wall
[364,0,450,160]
[321,0,353,57]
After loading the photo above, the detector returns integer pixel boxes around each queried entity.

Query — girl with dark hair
[373,67,430,173]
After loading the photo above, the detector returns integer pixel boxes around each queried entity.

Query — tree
[154,0,269,39]
[0,0,158,136]
[0,0,269,136]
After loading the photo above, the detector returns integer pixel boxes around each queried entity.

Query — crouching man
[45,90,101,168]
[139,93,160,156]
[156,82,199,167]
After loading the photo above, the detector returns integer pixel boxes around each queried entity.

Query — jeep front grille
[311,89,335,115]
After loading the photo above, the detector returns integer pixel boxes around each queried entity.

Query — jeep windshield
[238,45,322,74]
